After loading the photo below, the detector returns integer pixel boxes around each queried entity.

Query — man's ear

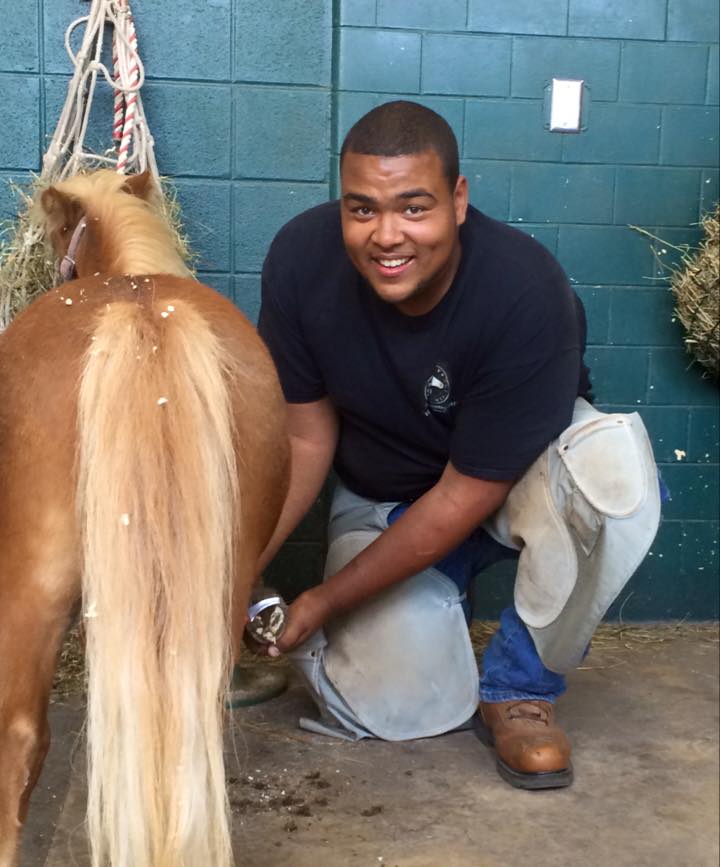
[40,187,82,238]
[121,170,155,200]
[454,175,469,226]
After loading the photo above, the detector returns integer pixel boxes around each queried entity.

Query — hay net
[671,204,719,381]
[0,0,187,331]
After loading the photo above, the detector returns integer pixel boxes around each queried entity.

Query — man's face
[340,149,468,316]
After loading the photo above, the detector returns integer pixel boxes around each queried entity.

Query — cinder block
[603,521,686,621]
[562,103,661,165]
[648,225,704,278]
[1,0,38,72]
[605,405,689,464]
[620,42,708,105]
[336,92,384,143]
[0,74,40,170]
[660,107,720,167]
[681,523,719,596]
[583,346,649,403]
[648,347,720,406]
[512,37,620,102]
[336,92,464,152]
[463,160,512,220]
[574,284,610,344]
[340,0,376,26]
[688,407,720,463]
[465,100,562,161]
[339,29,421,93]
[468,0,568,36]
[197,272,232,301]
[134,1,231,80]
[233,274,261,323]
[234,0,331,86]
[44,75,116,164]
[614,167,703,227]
[668,0,720,42]
[642,408,690,465]
[234,181,329,272]
[234,88,330,181]
[510,163,615,224]
[708,45,719,105]
[513,224,559,255]
[557,226,651,285]
[142,82,232,177]
[701,170,719,215]
[658,465,719,521]
[43,0,90,74]
[568,0,666,40]
[422,34,511,97]
[378,0,465,29]
[172,179,231,272]
[608,287,678,346]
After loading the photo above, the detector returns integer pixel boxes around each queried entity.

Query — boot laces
[506,701,550,725]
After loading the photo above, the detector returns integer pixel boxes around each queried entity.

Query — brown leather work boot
[474,700,573,789]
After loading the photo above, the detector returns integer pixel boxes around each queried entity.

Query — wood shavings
[157,396,168,406]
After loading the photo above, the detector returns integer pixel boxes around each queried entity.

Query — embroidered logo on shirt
[423,363,453,415]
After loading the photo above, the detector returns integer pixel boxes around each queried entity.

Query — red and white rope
[42,0,158,182]
[112,30,124,142]
[113,1,141,173]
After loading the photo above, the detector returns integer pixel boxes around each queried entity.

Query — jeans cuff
[479,687,561,704]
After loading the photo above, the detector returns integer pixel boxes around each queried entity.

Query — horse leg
[0,568,77,867]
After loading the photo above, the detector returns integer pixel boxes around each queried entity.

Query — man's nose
[371,213,403,248]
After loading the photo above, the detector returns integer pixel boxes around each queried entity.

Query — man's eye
[353,206,373,217]
[405,205,425,216]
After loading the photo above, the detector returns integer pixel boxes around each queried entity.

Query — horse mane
[48,170,192,278]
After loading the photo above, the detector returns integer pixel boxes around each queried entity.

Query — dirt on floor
[21,623,720,867]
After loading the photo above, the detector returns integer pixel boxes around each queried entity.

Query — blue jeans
[388,505,567,704]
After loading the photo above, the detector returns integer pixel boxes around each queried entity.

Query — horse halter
[59,216,88,282]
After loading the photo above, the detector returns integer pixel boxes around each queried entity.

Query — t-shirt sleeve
[257,229,327,404]
[450,273,583,481]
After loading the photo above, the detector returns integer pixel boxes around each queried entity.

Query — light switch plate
[549,78,584,132]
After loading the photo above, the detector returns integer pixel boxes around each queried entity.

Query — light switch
[549,78,584,132]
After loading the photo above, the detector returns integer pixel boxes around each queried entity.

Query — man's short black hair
[340,101,460,189]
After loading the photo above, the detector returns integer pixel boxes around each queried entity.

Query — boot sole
[473,714,574,790]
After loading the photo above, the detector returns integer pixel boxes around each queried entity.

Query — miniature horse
[0,170,289,867]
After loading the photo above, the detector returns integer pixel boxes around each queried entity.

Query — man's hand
[269,585,334,656]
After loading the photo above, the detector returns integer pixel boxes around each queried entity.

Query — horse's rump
[0,276,288,867]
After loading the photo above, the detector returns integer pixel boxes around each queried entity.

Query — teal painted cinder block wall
[0,0,717,619]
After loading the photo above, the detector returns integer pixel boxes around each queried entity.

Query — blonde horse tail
[77,300,238,867]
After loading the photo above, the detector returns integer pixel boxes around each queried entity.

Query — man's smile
[372,255,414,277]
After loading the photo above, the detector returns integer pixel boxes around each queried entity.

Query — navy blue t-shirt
[258,201,591,502]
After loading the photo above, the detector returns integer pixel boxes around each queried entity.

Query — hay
[0,175,56,328]
[670,204,720,380]
[53,619,719,698]
[471,619,718,671]
[633,205,719,381]
[0,172,196,331]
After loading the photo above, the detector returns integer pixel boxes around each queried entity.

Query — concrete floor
[20,632,719,867]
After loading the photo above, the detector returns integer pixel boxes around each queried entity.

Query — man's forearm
[321,464,512,616]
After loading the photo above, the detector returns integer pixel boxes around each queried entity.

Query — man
[254,101,659,790]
